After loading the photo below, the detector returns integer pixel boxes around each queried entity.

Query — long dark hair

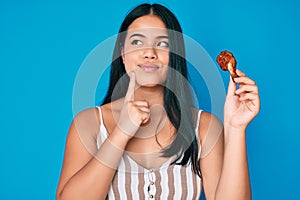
[102,3,200,177]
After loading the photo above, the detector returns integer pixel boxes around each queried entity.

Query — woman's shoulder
[197,110,223,147]
[193,109,222,127]
[71,107,101,137]
[198,111,222,127]
[74,107,100,123]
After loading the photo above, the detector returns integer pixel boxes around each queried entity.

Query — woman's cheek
[123,56,137,73]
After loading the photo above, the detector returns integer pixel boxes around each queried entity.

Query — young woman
[56,3,260,200]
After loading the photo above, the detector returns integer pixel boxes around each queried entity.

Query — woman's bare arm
[200,70,259,200]
[199,112,224,199]
[57,73,150,199]
[56,108,131,200]
[199,113,251,200]
[215,127,251,200]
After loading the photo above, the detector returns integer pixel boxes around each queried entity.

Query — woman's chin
[136,79,165,88]
[137,81,160,88]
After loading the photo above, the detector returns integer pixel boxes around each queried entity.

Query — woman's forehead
[128,15,166,30]
[126,27,168,39]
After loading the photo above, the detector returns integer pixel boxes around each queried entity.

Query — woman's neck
[133,85,164,106]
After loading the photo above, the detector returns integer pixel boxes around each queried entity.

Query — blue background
[1,0,299,199]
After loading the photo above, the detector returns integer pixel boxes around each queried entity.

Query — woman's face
[122,14,169,87]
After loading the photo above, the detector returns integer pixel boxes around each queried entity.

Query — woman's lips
[139,64,159,72]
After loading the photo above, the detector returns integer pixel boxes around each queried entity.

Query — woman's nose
[143,47,157,60]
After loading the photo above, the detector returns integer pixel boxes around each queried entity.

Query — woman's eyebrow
[156,35,168,39]
[129,33,168,39]
[129,33,145,39]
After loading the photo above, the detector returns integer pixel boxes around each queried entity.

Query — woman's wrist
[223,124,247,150]
[109,126,132,148]
[223,123,247,142]
[95,127,131,169]
[223,119,247,132]
[224,124,246,132]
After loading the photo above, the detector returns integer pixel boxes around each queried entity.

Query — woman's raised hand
[224,69,260,130]
[117,72,151,138]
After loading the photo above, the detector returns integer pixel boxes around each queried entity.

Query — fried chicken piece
[216,50,239,81]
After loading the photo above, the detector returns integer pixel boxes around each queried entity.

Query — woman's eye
[131,40,142,45]
[157,41,169,47]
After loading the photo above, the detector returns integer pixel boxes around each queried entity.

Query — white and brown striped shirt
[96,107,202,199]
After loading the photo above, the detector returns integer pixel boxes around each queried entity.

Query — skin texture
[56,14,260,200]
[122,15,170,88]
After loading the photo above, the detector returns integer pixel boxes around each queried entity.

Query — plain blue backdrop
[1,0,299,199]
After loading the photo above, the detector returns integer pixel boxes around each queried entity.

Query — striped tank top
[96,106,202,199]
